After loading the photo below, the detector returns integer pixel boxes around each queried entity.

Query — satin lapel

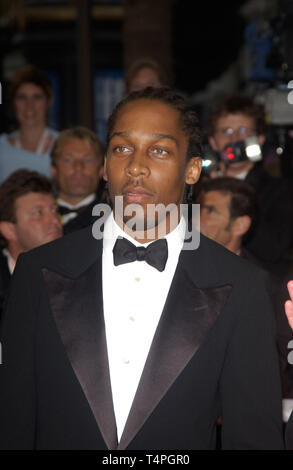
[118,263,232,450]
[42,261,118,450]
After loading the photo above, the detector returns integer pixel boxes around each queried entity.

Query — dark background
[173,0,247,94]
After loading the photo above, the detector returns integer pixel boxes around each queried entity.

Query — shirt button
[134,277,140,282]
[129,316,135,322]
[122,358,130,364]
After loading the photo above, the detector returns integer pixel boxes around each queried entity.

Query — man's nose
[226,131,242,144]
[125,152,150,177]
[72,159,85,171]
[25,97,35,110]
[48,211,62,227]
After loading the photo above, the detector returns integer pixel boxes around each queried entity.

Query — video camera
[202,137,262,174]
[220,137,262,164]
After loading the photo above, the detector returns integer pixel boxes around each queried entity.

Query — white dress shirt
[102,212,186,441]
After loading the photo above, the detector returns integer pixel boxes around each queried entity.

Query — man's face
[104,98,201,231]
[13,192,62,252]
[51,138,102,202]
[199,190,233,247]
[14,82,51,129]
[209,113,264,177]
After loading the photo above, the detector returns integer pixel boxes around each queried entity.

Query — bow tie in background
[58,205,86,216]
[113,237,168,272]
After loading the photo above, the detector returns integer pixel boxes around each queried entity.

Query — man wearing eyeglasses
[207,95,265,179]
[206,93,293,277]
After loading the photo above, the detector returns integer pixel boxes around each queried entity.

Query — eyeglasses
[214,127,256,138]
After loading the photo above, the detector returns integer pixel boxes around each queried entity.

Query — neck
[225,237,242,255]
[225,161,254,178]
[6,242,21,264]
[114,209,181,244]
[18,124,46,151]
[58,192,92,206]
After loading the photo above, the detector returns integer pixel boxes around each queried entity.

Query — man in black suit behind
[0,87,284,449]
[50,126,106,235]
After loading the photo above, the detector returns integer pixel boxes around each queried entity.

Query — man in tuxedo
[0,87,284,449]
[0,169,62,319]
[50,126,105,234]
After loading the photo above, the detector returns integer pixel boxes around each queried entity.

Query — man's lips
[122,187,154,203]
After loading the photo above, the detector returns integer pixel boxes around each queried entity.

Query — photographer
[207,93,293,276]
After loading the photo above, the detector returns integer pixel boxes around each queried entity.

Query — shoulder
[189,233,269,288]
[47,128,59,138]
[18,225,100,275]
[0,134,11,147]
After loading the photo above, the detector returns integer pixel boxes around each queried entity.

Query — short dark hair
[9,64,53,103]
[200,176,258,238]
[207,93,266,137]
[106,86,202,160]
[0,169,54,227]
[50,126,104,167]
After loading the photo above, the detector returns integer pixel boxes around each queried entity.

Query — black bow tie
[113,237,168,272]
[58,205,86,216]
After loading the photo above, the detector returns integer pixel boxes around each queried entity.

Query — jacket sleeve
[220,269,284,449]
[0,254,37,449]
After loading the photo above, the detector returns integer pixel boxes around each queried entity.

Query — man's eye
[84,158,96,165]
[34,95,45,101]
[151,148,168,156]
[202,206,214,214]
[60,157,73,165]
[31,210,43,218]
[114,146,130,153]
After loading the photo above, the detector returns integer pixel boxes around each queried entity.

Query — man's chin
[225,163,250,175]
[122,214,156,233]
[45,232,62,243]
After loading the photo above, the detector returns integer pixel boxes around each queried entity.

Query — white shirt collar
[103,211,186,257]
[235,169,249,180]
[57,193,96,210]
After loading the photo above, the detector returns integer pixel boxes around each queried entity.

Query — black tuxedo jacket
[244,164,293,274]
[62,197,101,235]
[0,226,284,449]
[61,182,109,235]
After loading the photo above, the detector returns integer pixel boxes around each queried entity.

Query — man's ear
[231,215,251,237]
[258,134,266,146]
[103,155,108,182]
[50,165,56,178]
[0,221,17,243]
[185,157,202,185]
[208,136,219,152]
[99,164,104,179]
